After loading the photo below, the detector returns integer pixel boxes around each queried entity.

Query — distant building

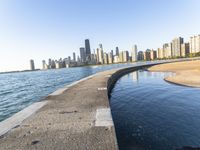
[77,56,81,62]
[108,52,113,64]
[30,59,35,71]
[55,60,62,69]
[114,55,120,63]
[115,47,119,56]
[51,60,56,69]
[80,47,86,62]
[163,43,172,58]
[123,51,129,62]
[99,45,104,64]
[103,53,108,64]
[150,49,157,60]
[181,43,190,57]
[157,48,164,59]
[85,39,91,62]
[111,50,114,61]
[172,37,184,57]
[42,60,48,70]
[119,51,123,62]
[90,54,96,64]
[96,48,100,64]
[144,49,151,61]
[73,52,76,62]
[138,51,144,61]
[190,35,200,53]
[68,56,71,62]
[132,45,138,62]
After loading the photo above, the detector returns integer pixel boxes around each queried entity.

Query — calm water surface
[110,70,200,150]
[0,63,139,122]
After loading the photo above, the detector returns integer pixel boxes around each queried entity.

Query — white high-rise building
[131,45,138,62]
[108,52,113,64]
[172,37,184,57]
[157,48,164,59]
[99,44,104,64]
[96,48,100,64]
[163,43,172,58]
[190,35,200,53]
[123,51,129,62]
[42,60,48,70]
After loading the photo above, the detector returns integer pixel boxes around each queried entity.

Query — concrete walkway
[0,69,118,150]
[1,58,197,150]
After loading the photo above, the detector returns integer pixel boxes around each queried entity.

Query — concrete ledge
[0,101,48,137]
[0,58,199,150]
[0,69,119,150]
[95,108,113,127]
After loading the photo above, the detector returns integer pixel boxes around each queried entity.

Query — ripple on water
[110,70,200,150]
[0,63,137,122]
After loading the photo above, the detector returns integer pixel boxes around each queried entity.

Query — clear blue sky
[0,0,200,71]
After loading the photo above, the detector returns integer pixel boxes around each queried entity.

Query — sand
[148,60,200,87]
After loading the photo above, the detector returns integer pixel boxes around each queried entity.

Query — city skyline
[0,0,200,71]
[36,33,200,71]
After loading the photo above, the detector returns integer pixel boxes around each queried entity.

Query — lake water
[0,63,140,122]
[110,70,200,150]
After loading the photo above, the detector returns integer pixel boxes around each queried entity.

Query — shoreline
[0,68,120,150]
[0,74,96,137]
[0,58,199,149]
[163,78,200,88]
[148,60,200,88]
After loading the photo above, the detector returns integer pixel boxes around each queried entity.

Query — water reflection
[0,63,135,122]
[132,71,138,82]
[110,70,200,150]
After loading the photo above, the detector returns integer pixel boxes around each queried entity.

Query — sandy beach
[148,60,200,87]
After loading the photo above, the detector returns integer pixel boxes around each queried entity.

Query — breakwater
[0,58,199,149]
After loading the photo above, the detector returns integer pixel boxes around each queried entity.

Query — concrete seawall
[0,58,199,150]
[0,69,119,150]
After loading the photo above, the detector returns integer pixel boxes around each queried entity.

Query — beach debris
[59,110,78,114]
[31,140,40,145]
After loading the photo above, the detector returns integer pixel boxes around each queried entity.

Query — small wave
[0,91,13,96]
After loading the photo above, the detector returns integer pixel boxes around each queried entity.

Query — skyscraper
[132,45,138,62]
[42,60,48,70]
[73,52,76,62]
[30,59,35,71]
[123,51,129,62]
[181,43,190,57]
[99,44,104,64]
[163,43,172,58]
[116,47,119,56]
[190,35,200,53]
[99,44,103,50]
[150,49,157,60]
[138,51,144,61]
[172,37,184,57]
[108,52,113,64]
[144,49,151,61]
[157,48,164,59]
[103,53,108,64]
[48,59,52,69]
[85,39,91,61]
[119,51,123,62]
[96,48,100,64]
[80,47,86,62]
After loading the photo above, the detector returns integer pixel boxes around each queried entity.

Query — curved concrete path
[1,58,199,150]
[0,69,118,150]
